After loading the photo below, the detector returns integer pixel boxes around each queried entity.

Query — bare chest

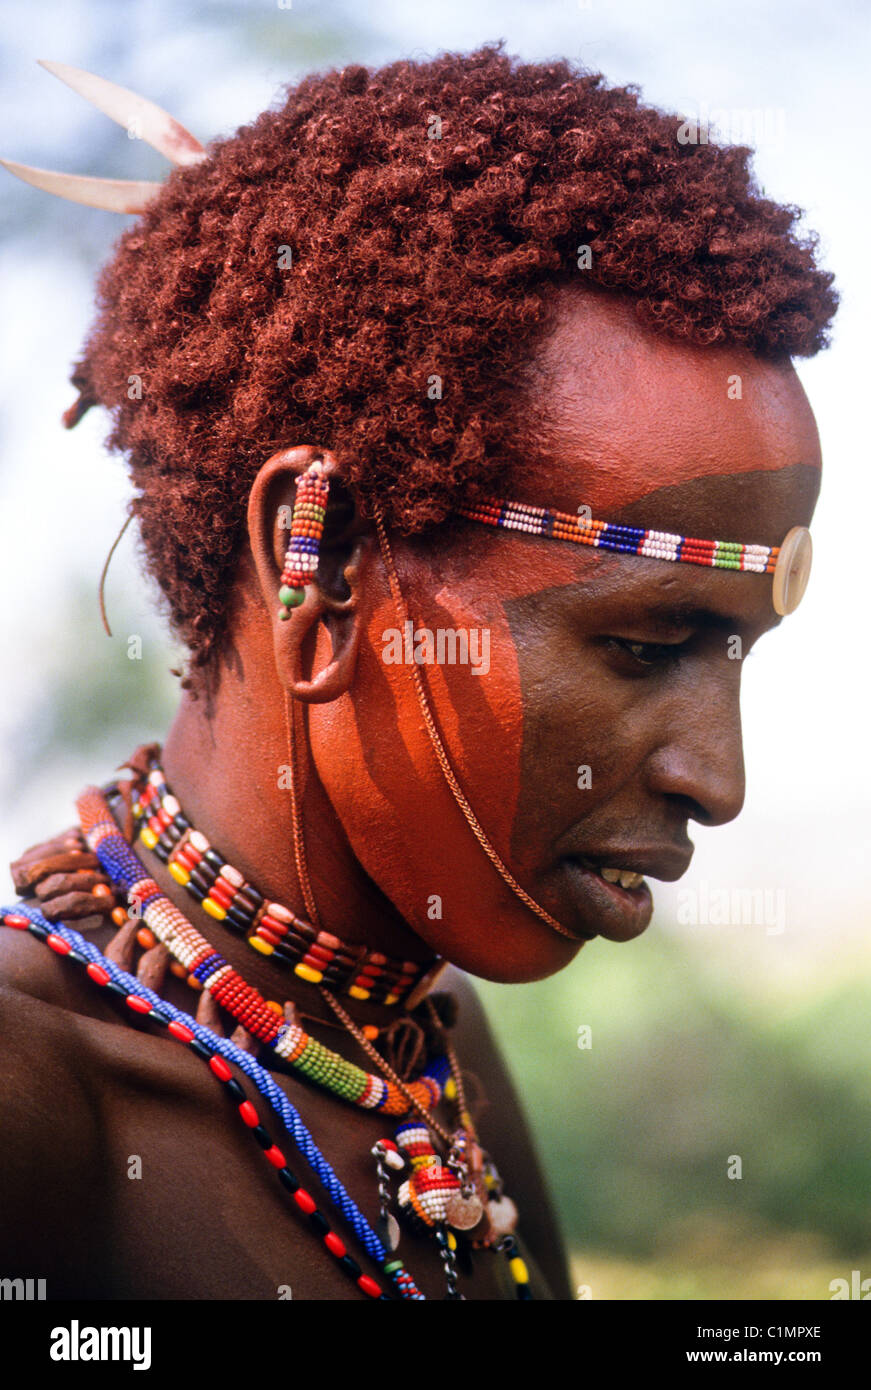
[65,1015,543,1301]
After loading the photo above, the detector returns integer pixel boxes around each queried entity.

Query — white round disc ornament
[772,526,812,616]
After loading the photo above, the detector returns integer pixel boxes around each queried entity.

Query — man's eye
[605,637,688,667]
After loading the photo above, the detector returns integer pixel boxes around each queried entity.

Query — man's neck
[153,680,436,1022]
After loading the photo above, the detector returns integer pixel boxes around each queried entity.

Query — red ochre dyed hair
[67,41,837,670]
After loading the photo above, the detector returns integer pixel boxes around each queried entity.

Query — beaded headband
[277,461,812,618]
[456,497,812,616]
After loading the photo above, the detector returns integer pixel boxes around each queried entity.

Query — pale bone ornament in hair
[0,59,206,212]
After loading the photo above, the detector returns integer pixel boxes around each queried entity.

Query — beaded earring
[277,458,330,619]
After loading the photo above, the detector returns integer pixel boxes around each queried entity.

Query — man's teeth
[592,864,645,890]
[576,856,646,889]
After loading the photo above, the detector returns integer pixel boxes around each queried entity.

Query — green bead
[279,585,305,609]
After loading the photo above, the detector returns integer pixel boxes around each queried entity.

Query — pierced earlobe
[248,445,370,703]
[283,533,372,703]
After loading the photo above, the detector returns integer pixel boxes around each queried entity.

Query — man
[0,43,835,1299]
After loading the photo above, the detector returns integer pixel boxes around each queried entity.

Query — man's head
[67,42,834,666]
[243,284,820,980]
[67,43,835,980]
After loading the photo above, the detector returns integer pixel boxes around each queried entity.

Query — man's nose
[644,669,746,828]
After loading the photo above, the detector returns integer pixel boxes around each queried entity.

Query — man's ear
[247,445,375,702]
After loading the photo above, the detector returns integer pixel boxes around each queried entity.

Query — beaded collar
[129,757,438,1009]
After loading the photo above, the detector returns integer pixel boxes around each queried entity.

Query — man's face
[309,287,821,982]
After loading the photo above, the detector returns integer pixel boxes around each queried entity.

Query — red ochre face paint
[306,288,821,980]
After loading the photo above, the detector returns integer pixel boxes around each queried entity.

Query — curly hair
[67,40,837,670]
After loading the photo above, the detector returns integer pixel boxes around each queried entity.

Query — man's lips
[553,846,693,943]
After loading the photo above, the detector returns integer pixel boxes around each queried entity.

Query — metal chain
[371,502,576,941]
[319,985,454,1148]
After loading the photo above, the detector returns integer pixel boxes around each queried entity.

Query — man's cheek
[426,593,523,848]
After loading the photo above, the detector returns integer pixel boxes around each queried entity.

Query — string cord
[370,503,576,941]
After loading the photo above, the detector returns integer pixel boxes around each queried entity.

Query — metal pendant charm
[376,1210,401,1253]
[445,1191,484,1231]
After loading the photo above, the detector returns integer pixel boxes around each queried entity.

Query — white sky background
[0,0,868,998]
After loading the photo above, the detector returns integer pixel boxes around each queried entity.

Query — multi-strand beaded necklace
[2,762,532,1299]
[131,763,434,1008]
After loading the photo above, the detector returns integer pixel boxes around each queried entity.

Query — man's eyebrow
[629,601,784,634]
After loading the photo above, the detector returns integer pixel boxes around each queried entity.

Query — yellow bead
[509,1257,529,1284]
[201,897,227,921]
[295,963,323,984]
[384,993,399,1006]
[250,937,274,956]
[348,985,370,1000]
[168,862,190,886]
[444,1078,457,1102]
[140,827,158,850]
[447,1231,457,1251]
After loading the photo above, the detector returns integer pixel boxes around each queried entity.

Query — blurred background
[1,0,869,1299]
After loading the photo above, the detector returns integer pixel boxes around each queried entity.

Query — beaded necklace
[0,905,422,1300]
[64,780,532,1296]
[131,761,435,1008]
[79,784,446,1119]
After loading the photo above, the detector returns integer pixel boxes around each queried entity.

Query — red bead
[357,1275,382,1299]
[86,963,110,985]
[264,1145,286,1168]
[209,1055,233,1082]
[294,1189,316,1215]
[238,1101,259,1127]
[324,1232,346,1258]
[47,933,71,954]
[259,913,289,937]
[209,880,234,909]
[125,995,152,1014]
[3,913,30,929]
[168,1021,194,1042]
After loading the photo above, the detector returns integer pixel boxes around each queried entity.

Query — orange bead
[136,927,157,950]
[91,883,113,899]
[111,906,129,927]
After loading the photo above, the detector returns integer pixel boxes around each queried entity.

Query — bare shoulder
[0,903,111,1291]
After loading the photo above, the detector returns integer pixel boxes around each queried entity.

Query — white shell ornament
[772,526,812,616]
